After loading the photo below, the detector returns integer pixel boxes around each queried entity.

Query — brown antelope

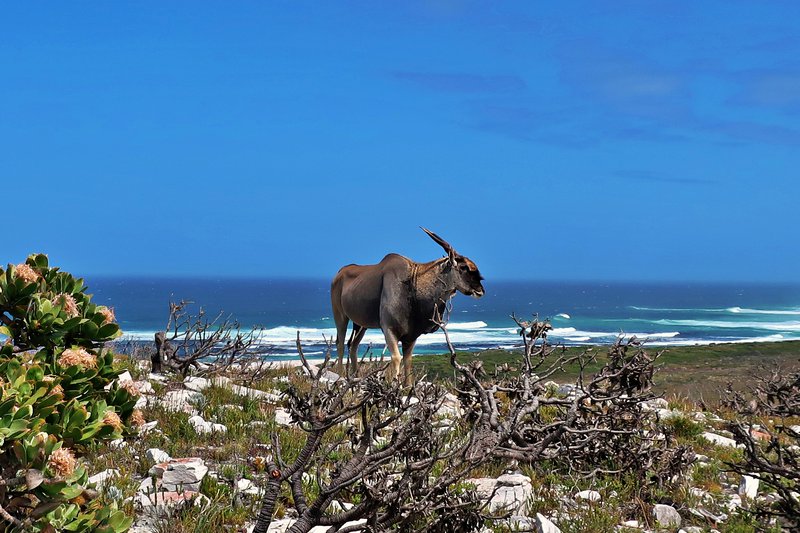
[330,228,484,383]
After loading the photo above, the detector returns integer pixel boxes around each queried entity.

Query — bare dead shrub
[253,315,692,533]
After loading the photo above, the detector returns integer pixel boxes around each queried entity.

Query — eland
[330,228,484,383]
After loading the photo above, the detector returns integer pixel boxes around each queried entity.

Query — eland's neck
[412,258,455,305]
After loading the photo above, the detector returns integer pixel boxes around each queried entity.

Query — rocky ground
[85,356,794,533]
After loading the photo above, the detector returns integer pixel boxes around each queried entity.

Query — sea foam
[654,319,800,332]
[727,307,800,315]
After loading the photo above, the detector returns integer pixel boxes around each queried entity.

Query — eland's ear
[420,227,455,258]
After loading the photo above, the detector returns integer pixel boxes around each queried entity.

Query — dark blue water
[85,277,800,358]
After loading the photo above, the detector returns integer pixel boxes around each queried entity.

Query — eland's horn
[420,227,454,254]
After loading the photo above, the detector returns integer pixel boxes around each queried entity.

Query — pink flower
[102,410,124,432]
[47,447,76,478]
[54,293,80,318]
[14,263,40,284]
[121,379,140,397]
[58,348,97,369]
[130,409,146,427]
[98,306,116,324]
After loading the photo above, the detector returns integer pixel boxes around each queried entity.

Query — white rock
[108,438,127,449]
[466,475,532,515]
[657,408,682,420]
[148,373,166,382]
[138,477,156,493]
[138,489,202,516]
[436,392,462,417]
[275,408,293,426]
[161,390,205,414]
[139,420,159,435]
[575,489,601,502]
[147,448,171,464]
[508,516,533,530]
[652,504,681,529]
[160,458,209,491]
[117,371,134,383]
[535,513,561,533]
[726,494,742,511]
[466,477,498,496]
[309,519,367,532]
[621,520,640,528]
[490,474,533,514]
[491,485,531,514]
[88,468,119,489]
[650,398,669,409]
[320,370,341,383]
[189,415,213,434]
[136,380,155,394]
[557,384,577,396]
[328,500,354,513]
[262,518,293,532]
[689,488,711,501]
[701,432,742,449]
[739,475,759,499]
[211,423,228,433]
[183,376,211,392]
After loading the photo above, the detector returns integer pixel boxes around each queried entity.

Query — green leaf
[97,323,120,340]
[26,365,45,382]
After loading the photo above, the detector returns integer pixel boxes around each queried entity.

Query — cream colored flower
[14,263,40,284]
[102,410,124,432]
[47,447,76,478]
[42,375,64,397]
[58,348,97,369]
[130,409,146,427]
[98,306,116,324]
[120,379,140,397]
[54,293,80,318]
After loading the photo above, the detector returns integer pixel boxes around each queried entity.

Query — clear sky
[3,1,799,282]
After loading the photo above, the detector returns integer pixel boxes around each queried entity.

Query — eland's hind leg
[331,274,349,370]
[348,324,367,375]
[332,309,349,370]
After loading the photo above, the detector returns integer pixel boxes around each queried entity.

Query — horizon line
[79,273,800,286]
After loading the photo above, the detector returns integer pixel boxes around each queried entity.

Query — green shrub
[0,254,135,532]
[663,414,704,440]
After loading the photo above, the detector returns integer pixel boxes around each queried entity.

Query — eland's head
[421,227,485,298]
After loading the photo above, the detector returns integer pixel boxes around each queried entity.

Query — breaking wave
[727,307,800,315]
[631,305,800,316]
[653,319,800,332]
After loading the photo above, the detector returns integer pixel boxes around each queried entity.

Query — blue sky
[2,1,799,281]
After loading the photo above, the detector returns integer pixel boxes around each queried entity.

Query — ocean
[84,277,800,361]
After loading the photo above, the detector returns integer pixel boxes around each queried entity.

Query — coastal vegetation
[1,257,798,532]
[0,255,137,531]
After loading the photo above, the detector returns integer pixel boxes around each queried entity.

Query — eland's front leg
[401,339,417,386]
